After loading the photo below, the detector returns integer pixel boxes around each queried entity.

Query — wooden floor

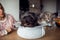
[0,27,60,40]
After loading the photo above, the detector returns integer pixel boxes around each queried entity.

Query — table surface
[0,27,60,40]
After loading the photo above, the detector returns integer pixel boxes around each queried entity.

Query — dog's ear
[19,11,25,20]
[20,11,29,22]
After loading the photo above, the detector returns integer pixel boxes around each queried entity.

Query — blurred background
[0,0,19,21]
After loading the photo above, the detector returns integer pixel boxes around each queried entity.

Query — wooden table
[0,27,60,40]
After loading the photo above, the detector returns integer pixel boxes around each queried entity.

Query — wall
[29,0,56,13]
[0,0,19,21]
[43,0,56,13]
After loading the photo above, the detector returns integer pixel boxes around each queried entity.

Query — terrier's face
[21,12,38,27]
[20,12,32,27]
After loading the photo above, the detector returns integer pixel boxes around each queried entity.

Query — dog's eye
[27,23,29,25]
